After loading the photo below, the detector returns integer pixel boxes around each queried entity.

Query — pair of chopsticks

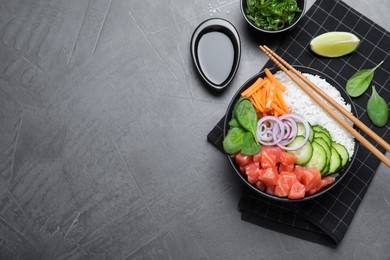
[259,45,390,168]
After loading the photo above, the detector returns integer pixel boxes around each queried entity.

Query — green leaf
[232,97,247,119]
[346,61,384,97]
[228,118,240,128]
[234,99,258,139]
[223,97,261,155]
[367,86,388,127]
[223,127,246,154]
[241,132,261,155]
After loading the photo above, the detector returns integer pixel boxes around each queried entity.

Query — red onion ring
[256,113,311,150]
[256,116,285,146]
[278,114,311,150]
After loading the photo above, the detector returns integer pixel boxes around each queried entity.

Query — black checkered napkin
[207,0,390,246]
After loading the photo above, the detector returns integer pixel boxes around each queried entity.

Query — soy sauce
[197,31,234,86]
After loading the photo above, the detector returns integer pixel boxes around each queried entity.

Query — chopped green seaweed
[245,0,301,30]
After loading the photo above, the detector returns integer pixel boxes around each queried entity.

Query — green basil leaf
[241,132,261,155]
[367,86,388,127]
[234,99,258,139]
[223,127,246,154]
[228,118,240,128]
[232,97,247,118]
[346,61,384,97]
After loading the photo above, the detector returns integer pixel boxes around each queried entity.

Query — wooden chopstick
[259,45,390,168]
[261,45,390,153]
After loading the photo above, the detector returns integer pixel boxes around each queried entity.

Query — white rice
[274,71,355,158]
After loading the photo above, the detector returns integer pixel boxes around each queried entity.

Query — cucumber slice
[309,125,314,142]
[314,137,331,175]
[313,131,332,147]
[328,147,342,174]
[332,142,349,167]
[312,125,332,139]
[304,141,327,173]
[297,122,305,135]
[297,122,314,142]
[322,159,330,175]
[287,136,313,165]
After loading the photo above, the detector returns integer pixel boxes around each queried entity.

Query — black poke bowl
[223,66,359,202]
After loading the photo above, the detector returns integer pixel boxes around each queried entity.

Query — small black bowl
[190,18,241,91]
[223,66,359,202]
[240,0,306,34]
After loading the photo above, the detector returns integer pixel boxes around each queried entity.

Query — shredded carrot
[241,69,290,118]
[249,96,260,112]
[261,86,267,110]
[253,91,264,111]
[275,89,289,113]
[265,68,285,91]
[241,77,264,97]
[272,103,286,115]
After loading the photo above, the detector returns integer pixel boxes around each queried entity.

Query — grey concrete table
[0,0,389,259]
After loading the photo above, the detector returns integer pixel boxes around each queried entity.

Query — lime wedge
[310,32,360,58]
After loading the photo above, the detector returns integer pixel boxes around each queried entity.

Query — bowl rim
[240,0,306,34]
[223,65,359,202]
